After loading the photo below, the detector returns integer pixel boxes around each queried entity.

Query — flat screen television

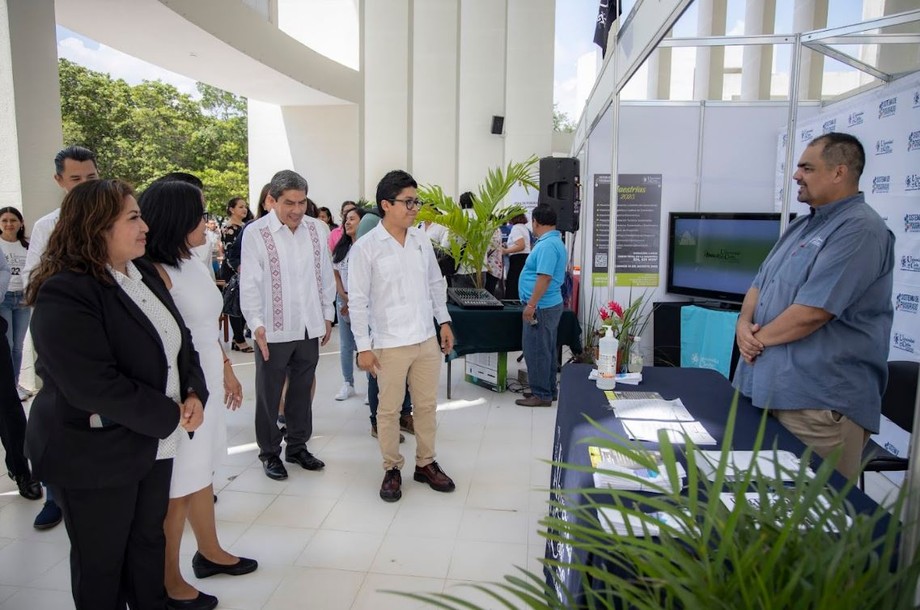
[666,212,795,303]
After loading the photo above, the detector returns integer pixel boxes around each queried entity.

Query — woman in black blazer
[26,179,208,610]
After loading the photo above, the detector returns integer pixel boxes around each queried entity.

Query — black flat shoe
[285,449,325,471]
[192,551,258,579]
[166,591,218,610]
[11,473,42,501]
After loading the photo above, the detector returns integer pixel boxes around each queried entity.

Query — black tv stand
[652,301,741,378]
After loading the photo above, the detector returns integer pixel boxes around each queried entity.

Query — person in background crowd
[515,204,567,408]
[0,252,41,501]
[205,218,222,277]
[140,179,256,610]
[484,217,504,299]
[318,206,337,231]
[502,213,531,301]
[306,197,320,219]
[332,207,366,402]
[26,179,206,610]
[22,144,99,532]
[241,170,334,481]
[349,169,455,502]
[733,132,895,481]
[328,200,357,252]
[0,207,31,399]
[221,196,253,353]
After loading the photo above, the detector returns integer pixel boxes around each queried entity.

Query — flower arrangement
[597,291,654,372]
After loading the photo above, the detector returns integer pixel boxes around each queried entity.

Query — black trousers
[505,254,528,301]
[0,317,28,477]
[254,333,319,459]
[229,314,246,344]
[51,459,173,610]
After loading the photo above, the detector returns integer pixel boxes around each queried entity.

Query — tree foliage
[553,103,576,133]
[58,58,249,217]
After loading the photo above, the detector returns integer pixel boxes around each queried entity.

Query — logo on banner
[893,333,916,354]
[848,111,864,126]
[876,139,894,155]
[909,131,920,152]
[822,119,836,134]
[906,213,920,232]
[907,174,920,191]
[879,97,897,119]
[782,133,788,146]
[902,255,920,272]
[914,90,920,108]
[800,128,814,142]
[896,293,919,314]
[872,176,891,194]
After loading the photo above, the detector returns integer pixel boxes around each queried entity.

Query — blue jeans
[367,373,411,426]
[521,303,563,400]
[337,296,356,385]
[0,291,30,385]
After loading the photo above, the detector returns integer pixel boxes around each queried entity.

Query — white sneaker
[334,383,355,401]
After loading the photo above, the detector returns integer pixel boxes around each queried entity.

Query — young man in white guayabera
[348,169,456,502]
[22,145,99,532]
[240,170,335,481]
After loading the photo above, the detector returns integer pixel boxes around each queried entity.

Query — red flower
[599,307,610,321]
[607,301,624,318]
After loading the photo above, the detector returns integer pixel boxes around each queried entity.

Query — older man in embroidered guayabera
[240,170,336,482]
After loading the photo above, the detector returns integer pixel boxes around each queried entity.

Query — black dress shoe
[191,551,258,579]
[286,449,325,471]
[261,456,288,480]
[166,591,218,610]
[11,473,42,501]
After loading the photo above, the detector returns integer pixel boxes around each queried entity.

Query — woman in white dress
[139,180,256,610]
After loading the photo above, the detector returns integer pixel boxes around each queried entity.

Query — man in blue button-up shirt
[733,133,894,480]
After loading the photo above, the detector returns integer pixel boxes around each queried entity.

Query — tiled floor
[0,331,901,609]
[0,331,557,610]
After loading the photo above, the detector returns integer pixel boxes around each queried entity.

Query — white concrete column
[693,0,727,101]
[0,0,63,228]
[411,0,458,192]
[456,0,505,192]
[646,48,672,100]
[363,0,410,195]
[793,0,828,101]
[740,0,776,100]
[503,0,554,166]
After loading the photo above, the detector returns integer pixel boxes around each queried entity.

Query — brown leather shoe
[413,461,455,492]
[515,395,553,407]
[380,468,402,502]
[399,414,415,435]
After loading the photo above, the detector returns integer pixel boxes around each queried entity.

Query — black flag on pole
[593,0,622,58]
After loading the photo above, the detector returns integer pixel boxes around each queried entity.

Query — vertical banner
[592,174,611,286]
[615,174,662,286]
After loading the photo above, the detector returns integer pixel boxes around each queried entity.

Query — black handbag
[222,274,242,318]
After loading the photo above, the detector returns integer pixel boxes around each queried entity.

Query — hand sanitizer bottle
[596,327,618,390]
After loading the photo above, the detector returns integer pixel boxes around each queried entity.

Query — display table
[444,304,582,398]
[544,364,887,606]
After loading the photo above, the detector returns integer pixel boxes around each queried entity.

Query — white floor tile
[370,534,456,579]
[262,566,364,610]
[229,524,316,565]
[0,539,70,586]
[351,573,444,610]
[295,529,383,572]
[447,539,529,582]
[0,587,75,610]
[254,494,338,529]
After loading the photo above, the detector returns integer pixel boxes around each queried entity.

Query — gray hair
[268,170,308,200]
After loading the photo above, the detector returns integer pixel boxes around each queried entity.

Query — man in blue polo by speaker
[516,204,567,407]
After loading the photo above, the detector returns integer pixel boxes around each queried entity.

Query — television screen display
[667,212,794,303]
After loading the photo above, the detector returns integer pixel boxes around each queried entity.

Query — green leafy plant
[390,396,920,609]
[416,157,538,289]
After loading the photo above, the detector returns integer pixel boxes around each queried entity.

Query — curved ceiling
[55,0,361,105]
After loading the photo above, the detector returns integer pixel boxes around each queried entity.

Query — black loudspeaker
[538,156,580,233]
[490,115,504,135]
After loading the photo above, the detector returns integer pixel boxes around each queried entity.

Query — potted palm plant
[416,157,538,289]
[389,397,920,609]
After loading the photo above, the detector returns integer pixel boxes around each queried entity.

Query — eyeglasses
[389,198,423,211]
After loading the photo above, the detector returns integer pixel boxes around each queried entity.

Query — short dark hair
[153,172,204,190]
[459,191,475,209]
[306,197,319,218]
[269,170,308,200]
[138,180,204,266]
[341,200,356,212]
[54,145,96,175]
[509,213,528,225]
[226,196,246,215]
[375,170,417,216]
[531,204,557,227]
[810,132,865,181]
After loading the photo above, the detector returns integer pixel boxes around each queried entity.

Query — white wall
[248,100,359,209]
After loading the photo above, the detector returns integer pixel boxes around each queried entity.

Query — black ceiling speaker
[490,115,504,135]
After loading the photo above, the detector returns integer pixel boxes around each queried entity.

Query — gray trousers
[254,332,319,459]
